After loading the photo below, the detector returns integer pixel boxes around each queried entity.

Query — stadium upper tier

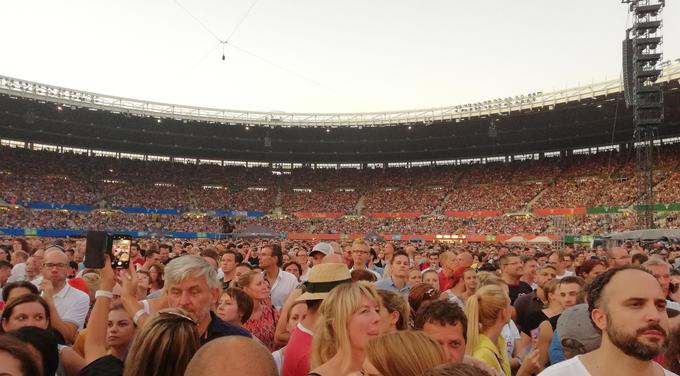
[0,64,679,163]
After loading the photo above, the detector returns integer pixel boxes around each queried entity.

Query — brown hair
[377,290,410,331]
[123,308,200,376]
[0,334,42,376]
[366,331,446,376]
[1,294,51,332]
[421,362,490,376]
[223,288,254,324]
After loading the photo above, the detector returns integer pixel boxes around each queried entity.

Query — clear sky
[2,0,678,113]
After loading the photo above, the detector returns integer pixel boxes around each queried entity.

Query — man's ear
[591,307,607,332]
[210,287,220,305]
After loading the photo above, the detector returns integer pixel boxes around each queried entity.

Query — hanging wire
[224,0,262,43]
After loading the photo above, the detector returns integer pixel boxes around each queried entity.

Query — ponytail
[464,294,481,355]
[463,285,510,356]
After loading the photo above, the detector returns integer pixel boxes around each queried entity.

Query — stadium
[1,62,679,244]
[6,2,680,376]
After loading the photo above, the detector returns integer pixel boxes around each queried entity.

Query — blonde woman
[364,331,446,376]
[458,268,478,301]
[309,282,381,376]
[464,284,513,376]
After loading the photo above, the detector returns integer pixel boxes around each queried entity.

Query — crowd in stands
[363,189,447,213]
[281,191,360,213]
[3,145,680,216]
[4,205,680,237]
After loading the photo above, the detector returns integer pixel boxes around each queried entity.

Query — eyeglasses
[159,310,196,325]
[44,263,67,269]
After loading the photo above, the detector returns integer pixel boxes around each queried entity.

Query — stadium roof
[0,64,679,164]
[1,63,678,128]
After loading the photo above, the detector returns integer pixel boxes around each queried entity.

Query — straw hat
[297,263,351,301]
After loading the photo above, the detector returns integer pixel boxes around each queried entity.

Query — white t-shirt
[501,320,521,359]
[539,355,678,376]
[50,283,91,330]
[269,269,299,310]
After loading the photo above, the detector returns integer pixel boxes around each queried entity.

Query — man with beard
[539,266,676,376]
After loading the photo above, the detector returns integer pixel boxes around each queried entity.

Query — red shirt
[282,324,313,376]
[438,266,466,291]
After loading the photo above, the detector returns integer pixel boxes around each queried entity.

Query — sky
[2,0,678,114]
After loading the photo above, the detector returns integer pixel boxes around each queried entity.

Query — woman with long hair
[271,300,307,374]
[464,284,512,376]
[459,268,478,301]
[1,294,86,375]
[239,270,280,351]
[364,331,446,376]
[105,303,136,361]
[309,282,381,376]
[122,308,200,376]
[376,289,410,334]
[147,263,164,298]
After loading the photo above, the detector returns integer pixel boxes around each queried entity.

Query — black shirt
[523,310,549,338]
[507,281,533,305]
[201,311,252,345]
[513,291,545,333]
[78,355,124,376]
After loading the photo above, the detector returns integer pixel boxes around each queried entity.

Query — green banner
[563,235,597,244]
[586,206,622,214]
[633,203,680,212]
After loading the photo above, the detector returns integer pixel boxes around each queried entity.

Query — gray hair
[164,255,221,291]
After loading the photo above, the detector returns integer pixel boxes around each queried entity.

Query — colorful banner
[532,208,587,216]
[118,207,180,215]
[445,211,505,218]
[293,212,345,218]
[207,210,266,217]
[25,202,94,212]
[366,212,423,218]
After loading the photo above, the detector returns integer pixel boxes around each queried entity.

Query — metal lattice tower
[622,0,665,229]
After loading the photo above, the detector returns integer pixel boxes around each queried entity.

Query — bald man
[607,247,632,269]
[41,249,90,343]
[185,336,277,376]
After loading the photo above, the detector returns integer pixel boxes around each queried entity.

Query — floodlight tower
[622,0,665,229]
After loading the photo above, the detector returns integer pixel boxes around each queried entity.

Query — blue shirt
[375,277,410,295]
[548,329,565,365]
[201,311,251,345]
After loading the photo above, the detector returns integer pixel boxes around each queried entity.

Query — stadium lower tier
[1,206,678,241]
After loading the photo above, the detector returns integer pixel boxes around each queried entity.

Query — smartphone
[111,234,132,269]
[84,231,109,269]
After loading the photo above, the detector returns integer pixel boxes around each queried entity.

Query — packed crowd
[1,235,680,376]
[5,206,680,237]
[3,145,680,216]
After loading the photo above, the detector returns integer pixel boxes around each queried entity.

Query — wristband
[95,290,114,299]
[133,309,146,325]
